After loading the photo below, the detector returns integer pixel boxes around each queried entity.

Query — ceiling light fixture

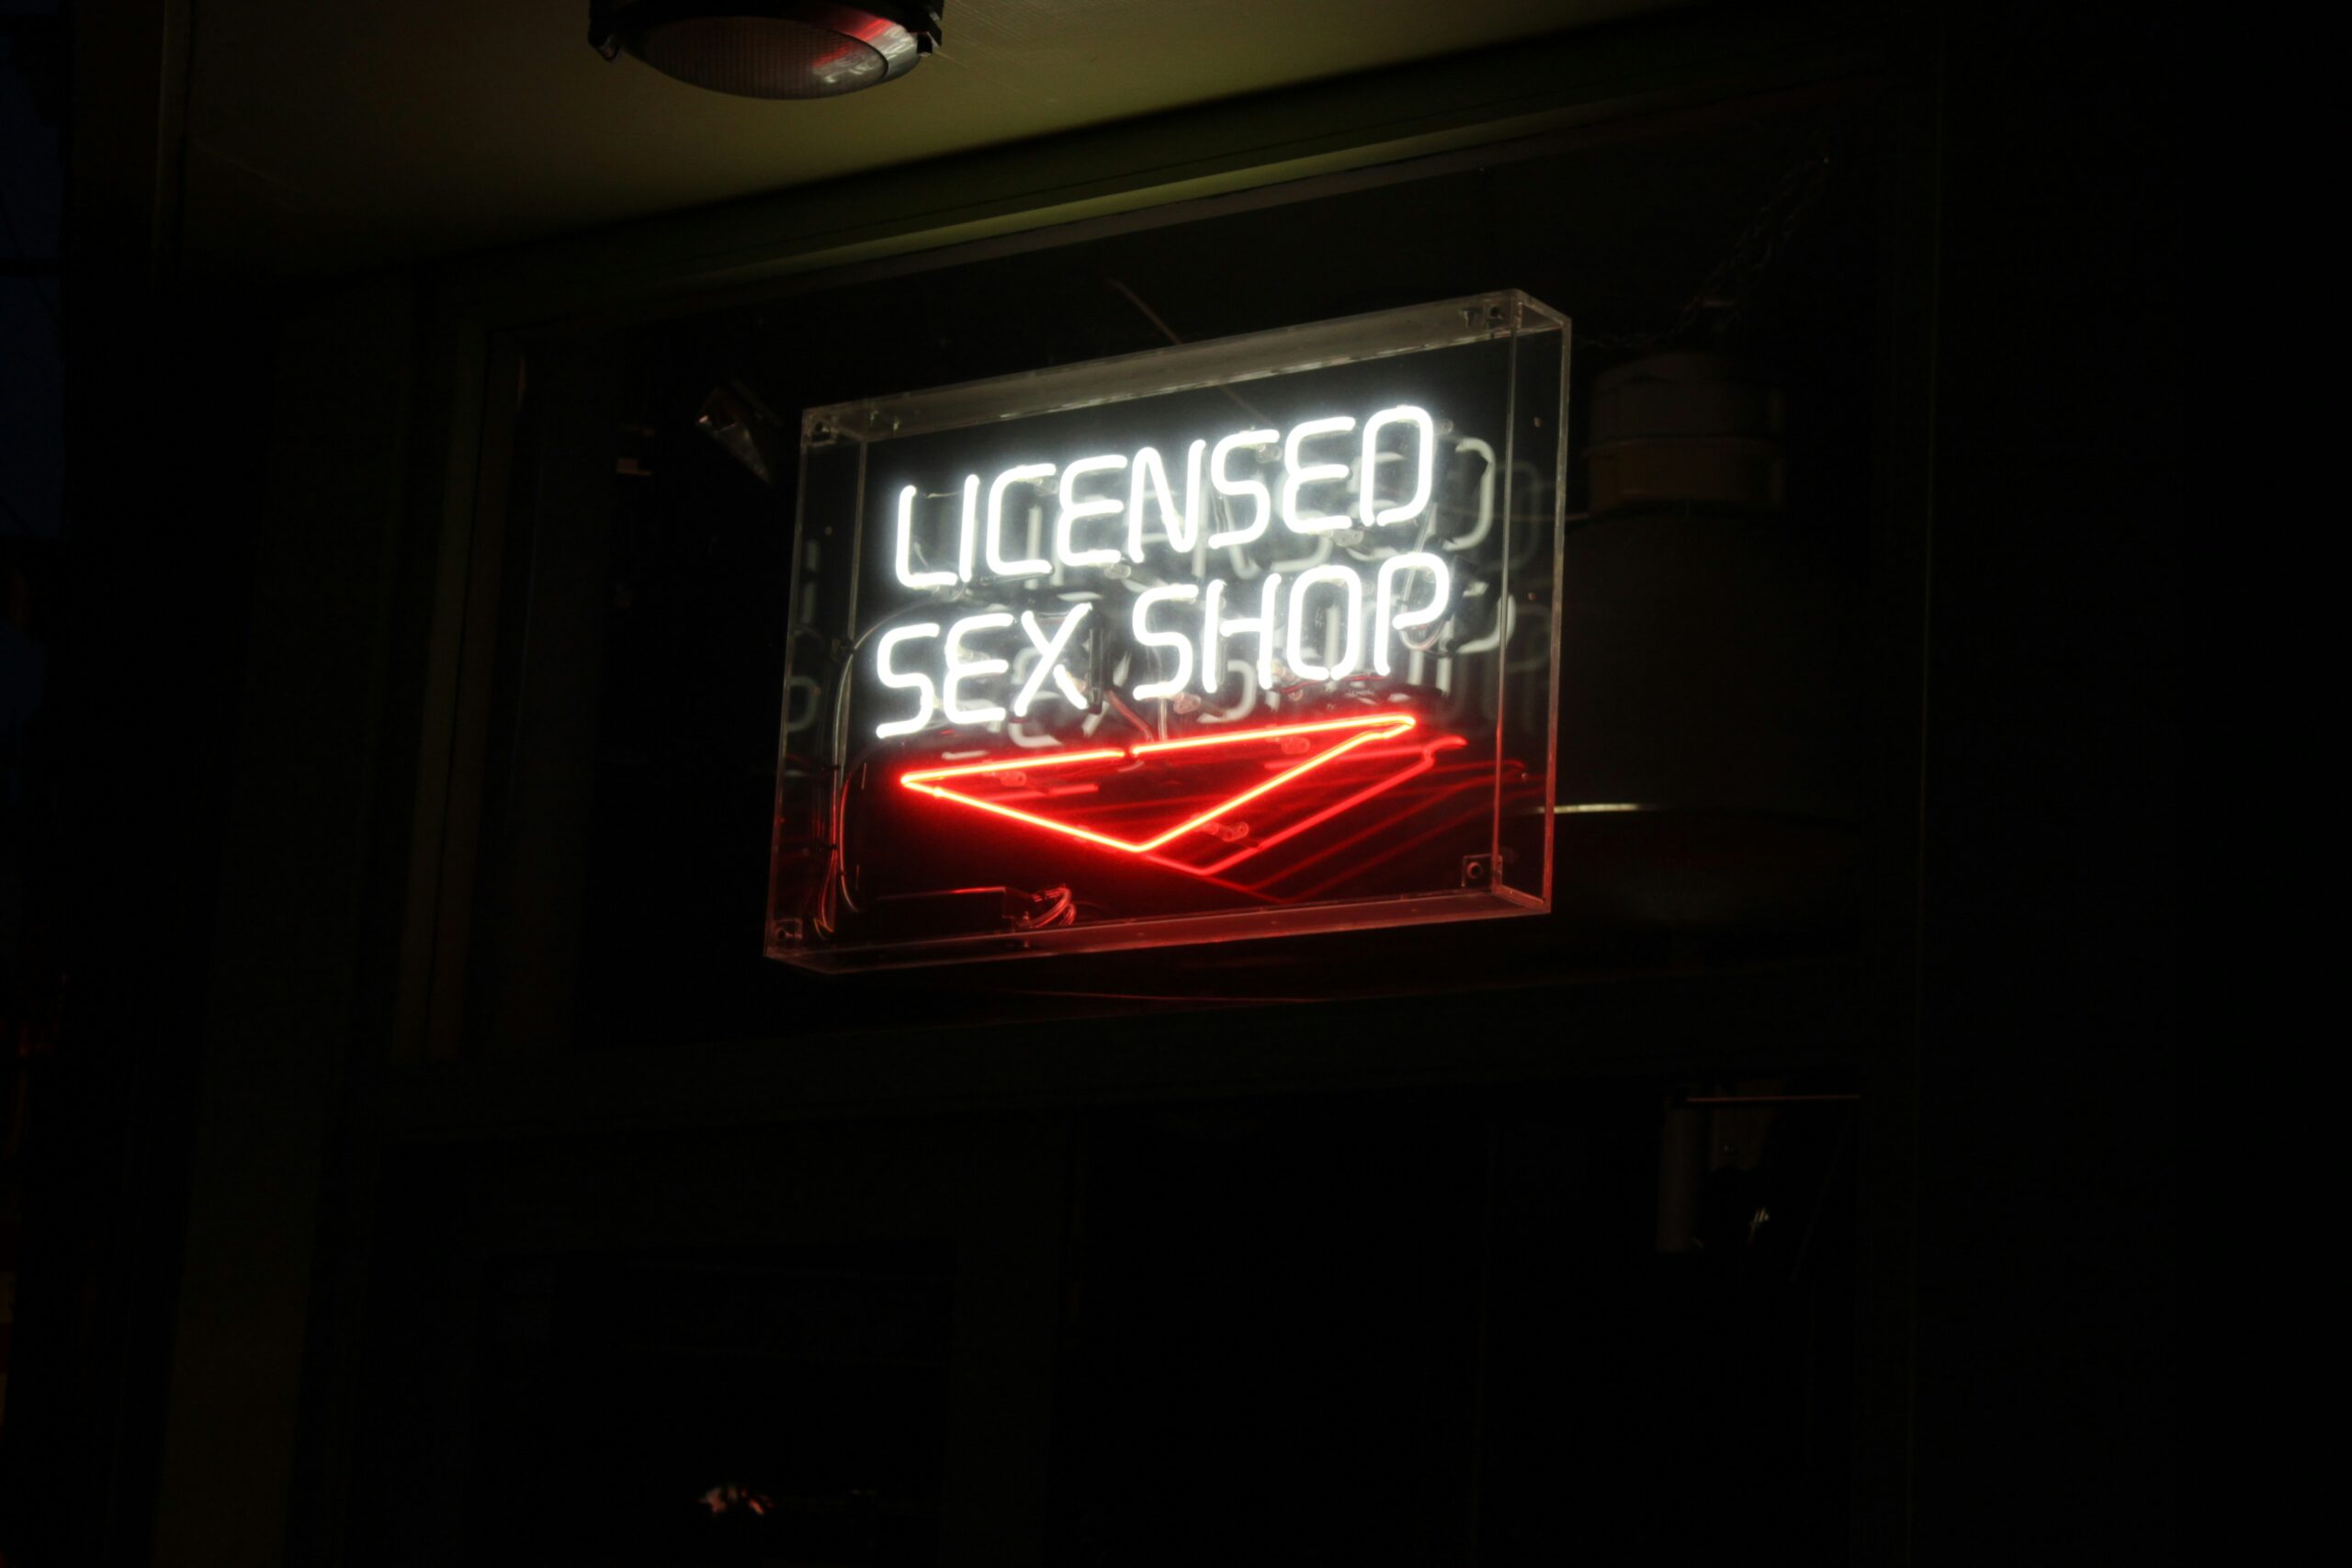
[591,2,943,100]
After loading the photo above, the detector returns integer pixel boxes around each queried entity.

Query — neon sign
[869,409,1452,739]
[768,292,1568,969]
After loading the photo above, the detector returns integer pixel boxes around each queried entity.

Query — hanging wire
[1577,149,1834,353]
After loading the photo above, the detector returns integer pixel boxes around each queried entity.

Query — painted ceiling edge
[423,6,1886,333]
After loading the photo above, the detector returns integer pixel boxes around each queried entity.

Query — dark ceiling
[178,0,1683,274]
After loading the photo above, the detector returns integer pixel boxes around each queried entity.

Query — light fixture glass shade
[615,3,930,99]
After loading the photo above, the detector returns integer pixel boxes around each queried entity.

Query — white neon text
[1128,442,1207,558]
[875,622,943,738]
[1203,572,1284,694]
[943,613,1015,725]
[986,464,1054,579]
[894,487,958,591]
[1012,604,1091,717]
[1285,564,1363,680]
[1056,454,1129,569]
[1281,416,1357,535]
[1361,405,1436,526]
[1206,429,1279,549]
[869,406,1459,739]
[1130,584,1200,699]
[900,407,1436,581]
[1374,553,1450,676]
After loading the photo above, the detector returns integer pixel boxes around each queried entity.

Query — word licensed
[872,405,1454,739]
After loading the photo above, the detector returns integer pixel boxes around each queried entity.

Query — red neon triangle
[899,713,1419,859]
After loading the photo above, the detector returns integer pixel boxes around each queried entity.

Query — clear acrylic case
[767,290,1567,969]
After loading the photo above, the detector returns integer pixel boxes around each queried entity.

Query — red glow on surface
[1184,732,1468,877]
[1128,715,1408,756]
[900,713,1419,862]
[898,745,1128,784]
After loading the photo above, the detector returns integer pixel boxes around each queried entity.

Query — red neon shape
[899,713,1418,857]
[1186,732,1468,877]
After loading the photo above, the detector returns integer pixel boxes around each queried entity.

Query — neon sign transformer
[767,292,1568,969]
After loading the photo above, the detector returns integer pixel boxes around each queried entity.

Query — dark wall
[1912,4,2177,1558]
